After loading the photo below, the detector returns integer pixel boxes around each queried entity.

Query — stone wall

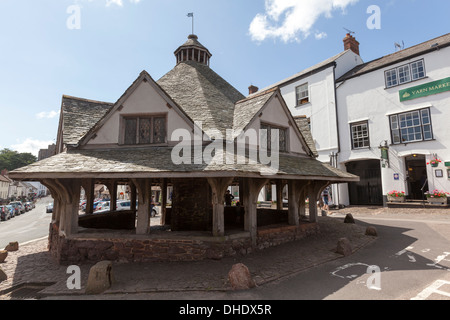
[257,223,320,250]
[48,221,319,265]
[170,178,212,231]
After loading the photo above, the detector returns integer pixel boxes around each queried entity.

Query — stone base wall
[171,178,212,231]
[257,223,320,250]
[48,222,319,265]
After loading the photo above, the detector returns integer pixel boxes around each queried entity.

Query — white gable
[245,94,309,156]
[85,76,193,147]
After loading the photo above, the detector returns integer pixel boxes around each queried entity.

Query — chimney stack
[248,85,259,95]
[343,33,360,56]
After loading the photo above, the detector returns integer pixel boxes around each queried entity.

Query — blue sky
[0,0,449,156]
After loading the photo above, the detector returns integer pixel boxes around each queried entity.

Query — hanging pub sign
[399,77,450,102]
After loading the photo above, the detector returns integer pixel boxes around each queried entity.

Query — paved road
[0,196,53,248]
[251,215,450,300]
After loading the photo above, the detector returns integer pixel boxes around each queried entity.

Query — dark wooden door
[346,160,383,206]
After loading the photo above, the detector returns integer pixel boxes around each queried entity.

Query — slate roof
[10,147,358,181]
[294,116,318,158]
[61,95,113,146]
[338,33,450,82]
[157,60,245,135]
[10,36,357,183]
[257,50,350,93]
[233,89,277,138]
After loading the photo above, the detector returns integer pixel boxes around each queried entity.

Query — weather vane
[187,12,194,35]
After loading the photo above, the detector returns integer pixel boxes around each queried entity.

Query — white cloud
[11,139,54,156]
[36,110,60,120]
[105,0,140,6]
[315,32,328,40]
[249,0,359,43]
[106,0,123,6]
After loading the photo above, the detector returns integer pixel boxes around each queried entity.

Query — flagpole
[187,13,194,35]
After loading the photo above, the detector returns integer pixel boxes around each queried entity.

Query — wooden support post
[57,179,81,236]
[111,181,118,211]
[160,178,167,226]
[276,180,284,211]
[242,178,269,246]
[307,181,329,223]
[288,181,299,226]
[82,178,94,215]
[207,177,234,237]
[129,181,136,215]
[298,188,307,219]
[132,178,151,235]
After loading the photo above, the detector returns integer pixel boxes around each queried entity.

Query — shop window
[389,108,433,144]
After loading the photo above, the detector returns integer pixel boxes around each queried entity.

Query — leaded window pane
[153,117,166,144]
[279,128,287,152]
[124,119,137,145]
[139,118,152,144]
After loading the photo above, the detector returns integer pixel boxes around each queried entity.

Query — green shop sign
[400,77,450,102]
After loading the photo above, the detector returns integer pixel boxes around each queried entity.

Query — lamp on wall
[379,140,390,168]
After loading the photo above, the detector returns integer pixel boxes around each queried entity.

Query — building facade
[258,33,364,206]
[336,33,450,206]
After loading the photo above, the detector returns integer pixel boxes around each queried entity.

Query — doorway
[346,160,383,206]
[405,155,428,200]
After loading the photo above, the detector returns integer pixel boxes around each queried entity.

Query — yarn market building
[10,35,358,264]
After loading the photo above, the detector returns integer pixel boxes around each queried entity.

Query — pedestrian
[224,190,234,206]
[322,187,330,211]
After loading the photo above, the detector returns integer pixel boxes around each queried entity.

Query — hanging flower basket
[427,158,442,167]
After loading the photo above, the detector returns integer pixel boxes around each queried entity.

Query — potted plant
[427,158,442,168]
[387,190,406,203]
[425,190,449,205]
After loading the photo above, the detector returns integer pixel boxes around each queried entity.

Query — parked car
[46,203,53,213]
[0,205,11,221]
[25,201,35,209]
[5,205,15,219]
[93,200,158,216]
[8,203,20,216]
[9,201,25,214]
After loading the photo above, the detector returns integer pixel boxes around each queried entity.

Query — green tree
[0,149,37,171]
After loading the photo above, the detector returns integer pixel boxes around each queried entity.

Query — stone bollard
[228,263,256,290]
[0,266,7,283]
[5,242,19,252]
[85,261,115,295]
[344,214,355,224]
[336,238,353,257]
[365,226,378,237]
[0,250,8,263]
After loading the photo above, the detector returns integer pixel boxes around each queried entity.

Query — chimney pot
[248,85,259,95]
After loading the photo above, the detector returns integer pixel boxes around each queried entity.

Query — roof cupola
[174,34,212,66]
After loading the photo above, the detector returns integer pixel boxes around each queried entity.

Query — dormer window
[261,123,288,152]
[122,115,167,145]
